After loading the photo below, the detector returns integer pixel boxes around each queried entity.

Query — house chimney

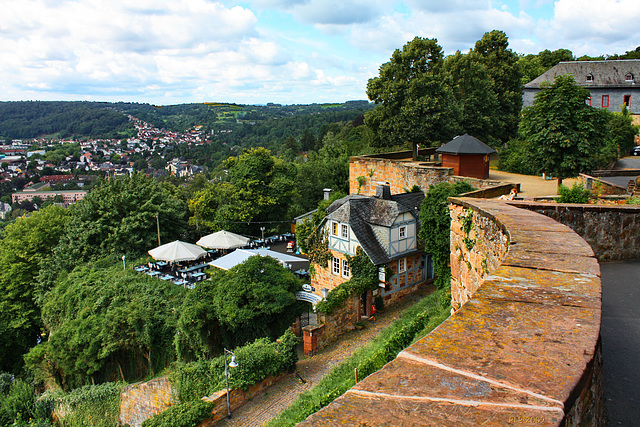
[323,188,333,200]
[375,182,391,200]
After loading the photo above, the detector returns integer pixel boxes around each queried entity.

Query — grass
[265,289,451,427]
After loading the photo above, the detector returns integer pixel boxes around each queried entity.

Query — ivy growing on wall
[315,247,378,314]
[418,181,475,293]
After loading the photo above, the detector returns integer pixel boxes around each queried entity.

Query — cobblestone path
[215,285,434,427]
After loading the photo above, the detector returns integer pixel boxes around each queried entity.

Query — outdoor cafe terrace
[134,232,307,289]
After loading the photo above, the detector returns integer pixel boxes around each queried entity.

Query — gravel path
[488,169,577,198]
[215,285,434,427]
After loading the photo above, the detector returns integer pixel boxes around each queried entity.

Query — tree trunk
[412,142,418,161]
[557,177,563,192]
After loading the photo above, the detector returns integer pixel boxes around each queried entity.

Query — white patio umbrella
[196,230,250,250]
[148,240,207,262]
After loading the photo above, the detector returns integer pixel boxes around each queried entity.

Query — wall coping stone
[297,198,601,426]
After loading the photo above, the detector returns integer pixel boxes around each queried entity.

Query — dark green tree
[520,75,609,188]
[0,205,69,373]
[210,256,301,348]
[445,51,500,146]
[54,173,188,270]
[471,30,523,144]
[365,37,462,159]
[27,262,184,390]
[189,148,297,236]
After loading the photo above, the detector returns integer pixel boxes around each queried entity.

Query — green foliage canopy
[520,75,609,185]
[365,37,462,157]
[54,172,188,270]
[0,205,69,373]
[28,262,185,390]
[418,181,474,290]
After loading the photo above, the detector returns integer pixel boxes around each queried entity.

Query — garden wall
[119,377,175,427]
[298,198,602,426]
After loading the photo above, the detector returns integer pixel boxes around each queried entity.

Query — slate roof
[325,192,424,265]
[436,134,496,155]
[524,59,640,89]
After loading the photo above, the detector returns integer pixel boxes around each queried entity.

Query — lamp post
[224,348,239,418]
[122,255,126,271]
[260,226,265,241]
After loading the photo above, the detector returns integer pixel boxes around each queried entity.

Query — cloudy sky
[1,0,638,106]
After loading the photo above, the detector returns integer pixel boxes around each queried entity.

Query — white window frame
[340,223,348,239]
[586,74,594,82]
[332,257,340,275]
[331,221,338,236]
[398,257,406,273]
[625,73,634,82]
[399,225,407,240]
[341,259,350,278]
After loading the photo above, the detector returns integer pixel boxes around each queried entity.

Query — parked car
[631,146,640,156]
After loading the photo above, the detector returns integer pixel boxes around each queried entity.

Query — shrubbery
[171,330,298,404]
[140,400,214,427]
[557,183,590,204]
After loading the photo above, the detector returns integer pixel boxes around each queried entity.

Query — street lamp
[122,255,126,271]
[224,348,239,418]
[260,226,265,241]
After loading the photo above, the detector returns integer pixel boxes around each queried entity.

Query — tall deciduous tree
[189,148,297,236]
[365,37,462,159]
[0,205,69,373]
[54,172,188,270]
[445,51,500,146]
[520,75,609,188]
[472,30,523,144]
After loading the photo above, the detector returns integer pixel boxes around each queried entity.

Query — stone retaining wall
[119,377,175,427]
[298,198,602,426]
[507,200,640,261]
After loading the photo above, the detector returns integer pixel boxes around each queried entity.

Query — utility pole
[156,212,161,246]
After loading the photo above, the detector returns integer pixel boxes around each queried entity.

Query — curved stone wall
[298,198,602,426]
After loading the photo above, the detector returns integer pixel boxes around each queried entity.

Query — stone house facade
[310,184,433,309]
[523,59,640,114]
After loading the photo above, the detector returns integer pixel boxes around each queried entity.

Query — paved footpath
[215,286,434,427]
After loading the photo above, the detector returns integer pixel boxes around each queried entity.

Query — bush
[0,379,35,425]
[557,183,590,204]
[171,330,298,403]
[39,382,124,427]
[141,400,213,427]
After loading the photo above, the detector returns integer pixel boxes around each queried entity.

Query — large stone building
[523,59,640,114]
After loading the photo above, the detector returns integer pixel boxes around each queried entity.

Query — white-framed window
[341,224,349,239]
[331,221,338,236]
[626,73,634,82]
[342,259,350,278]
[398,257,406,273]
[586,74,594,82]
[332,257,340,275]
[399,225,407,239]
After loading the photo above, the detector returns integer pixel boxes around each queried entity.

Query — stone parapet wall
[506,200,640,261]
[119,377,175,427]
[349,156,453,196]
[315,296,360,349]
[449,203,510,312]
[298,198,602,426]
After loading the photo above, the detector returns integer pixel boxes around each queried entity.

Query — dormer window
[626,73,634,82]
[585,74,594,82]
